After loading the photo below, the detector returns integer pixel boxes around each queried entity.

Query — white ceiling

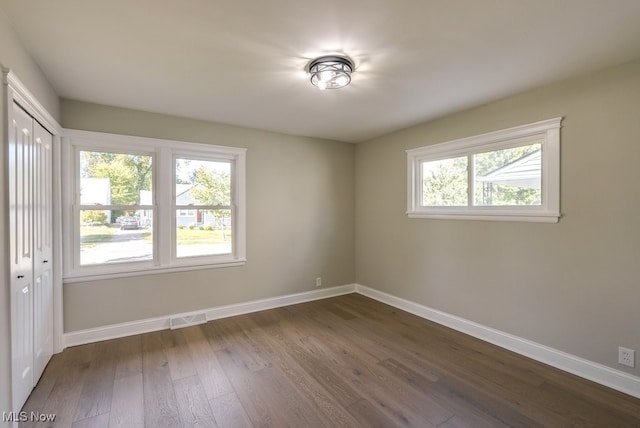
[2,0,640,143]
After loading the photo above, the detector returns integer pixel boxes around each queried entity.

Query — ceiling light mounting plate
[309,55,354,90]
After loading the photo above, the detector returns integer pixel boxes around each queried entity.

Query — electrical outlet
[618,346,635,368]
[315,277,322,287]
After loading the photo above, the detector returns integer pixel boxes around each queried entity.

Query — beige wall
[2,7,639,410]
[60,100,355,331]
[355,58,640,376]
[0,9,60,418]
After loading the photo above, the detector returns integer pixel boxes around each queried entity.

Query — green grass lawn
[80,225,117,247]
[176,228,231,244]
[80,225,229,247]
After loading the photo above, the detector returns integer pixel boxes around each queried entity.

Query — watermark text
[3,411,56,422]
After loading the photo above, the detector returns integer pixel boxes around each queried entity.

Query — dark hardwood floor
[20,293,640,427]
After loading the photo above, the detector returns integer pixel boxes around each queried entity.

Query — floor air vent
[169,313,207,330]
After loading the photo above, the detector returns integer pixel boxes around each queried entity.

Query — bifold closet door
[9,100,54,411]
[33,118,53,382]
[9,102,35,411]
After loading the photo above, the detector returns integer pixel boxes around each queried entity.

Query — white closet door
[9,102,35,410]
[33,119,54,383]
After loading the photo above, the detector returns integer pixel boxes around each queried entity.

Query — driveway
[81,229,152,265]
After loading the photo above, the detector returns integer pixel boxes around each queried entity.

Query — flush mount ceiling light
[308,55,354,90]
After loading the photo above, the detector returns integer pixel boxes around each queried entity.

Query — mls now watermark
[3,411,56,422]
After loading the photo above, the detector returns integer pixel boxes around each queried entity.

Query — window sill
[407,210,560,223]
[63,258,247,283]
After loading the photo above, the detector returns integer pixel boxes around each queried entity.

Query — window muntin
[63,130,246,281]
[407,118,561,222]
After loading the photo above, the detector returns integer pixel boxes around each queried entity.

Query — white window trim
[407,117,562,223]
[61,129,246,282]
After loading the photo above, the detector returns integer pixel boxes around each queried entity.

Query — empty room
[1,1,640,427]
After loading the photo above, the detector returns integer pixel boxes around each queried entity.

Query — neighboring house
[476,149,542,189]
[176,183,219,227]
[475,149,542,205]
[80,178,111,223]
[139,190,153,227]
[139,184,220,227]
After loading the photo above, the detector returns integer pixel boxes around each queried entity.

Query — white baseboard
[62,281,640,400]
[354,283,640,399]
[63,284,356,348]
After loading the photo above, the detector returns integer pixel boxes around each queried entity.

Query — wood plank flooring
[19,294,640,427]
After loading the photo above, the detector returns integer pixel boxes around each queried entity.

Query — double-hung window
[62,130,246,281]
[407,117,562,222]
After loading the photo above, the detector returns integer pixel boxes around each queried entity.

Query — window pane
[474,143,542,206]
[80,210,153,265]
[422,156,468,206]
[176,209,232,258]
[175,158,231,206]
[80,151,153,205]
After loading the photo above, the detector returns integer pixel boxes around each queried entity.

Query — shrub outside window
[407,118,562,222]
